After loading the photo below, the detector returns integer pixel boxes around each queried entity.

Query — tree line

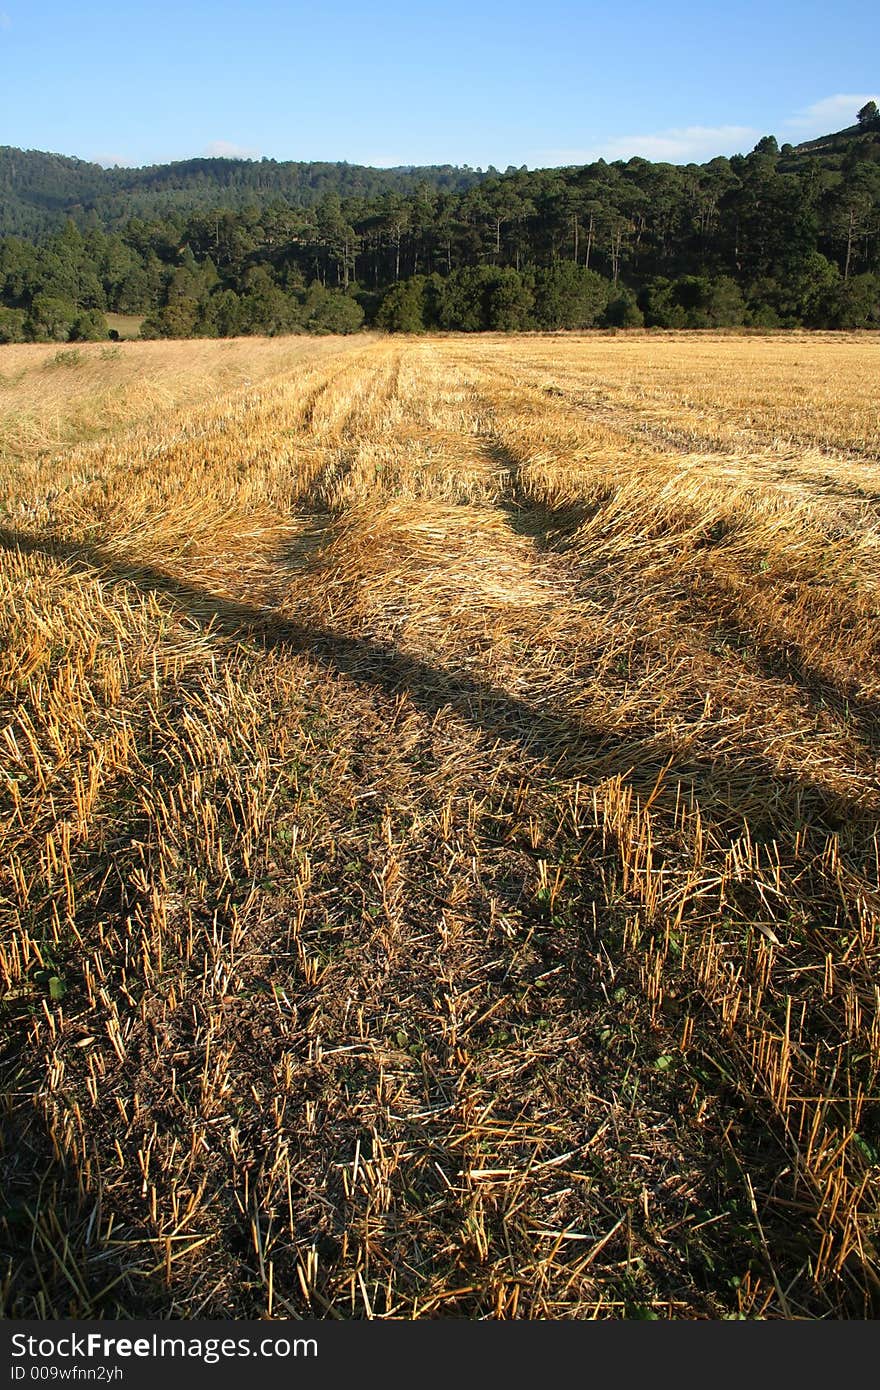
[1,111,878,342]
[0,147,487,240]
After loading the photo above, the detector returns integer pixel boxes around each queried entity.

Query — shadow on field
[485,434,880,763]
[0,524,868,837]
[2,523,875,1317]
[0,1091,171,1317]
[713,616,880,758]
[484,436,608,547]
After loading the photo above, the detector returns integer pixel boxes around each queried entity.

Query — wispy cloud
[360,153,410,168]
[203,139,261,159]
[93,153,128,168]
[784,93,877,134]
[0,11,12,29]
[532,92,880,170]
[536,124,759,168]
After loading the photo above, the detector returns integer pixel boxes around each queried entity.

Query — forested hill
[2,121,877,239]
[790,122,879,158]
[0,148,489,237]
[1,109,878,340]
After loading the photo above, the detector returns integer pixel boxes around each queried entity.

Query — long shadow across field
[0,524,870,835]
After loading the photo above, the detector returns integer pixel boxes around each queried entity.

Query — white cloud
[530,93,880,170]
[0,11,11,29]
[784,93,877,134]
[203,139,261,159]
[360,154,410,168]
[93,153,127,168]
[535,124,759,168]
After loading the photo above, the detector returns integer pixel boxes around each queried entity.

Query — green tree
[788,252,841,325]
[667,275,744,327]
[25,293,78,340]
[4,132,879,335]
[436,268,486,330]
[485,267,533,329]
[437,266,532,331]
[315,194,359,287]
[827,272,880,327]
[532,263,609,329]
[743,277,785,326]
[704,276,745,326]
[831,162,880,281]
[302,282,364,334]
[68,308,109,340]
[0,306,26,342]
[115,252,164,313]
[0,237,41,306]
[140,299,200,338]
[639,277,687,327]
[377,276,429,332]
[603,288,643,327]
[238,266,302,334]
[199,289,245,337]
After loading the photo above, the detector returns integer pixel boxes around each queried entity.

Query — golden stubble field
[1,330,879,1319]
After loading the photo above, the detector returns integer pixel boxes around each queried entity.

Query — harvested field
[1,330,879,1319]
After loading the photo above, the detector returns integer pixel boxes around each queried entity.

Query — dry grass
[1,330,879,1320]
[0,335,361,472]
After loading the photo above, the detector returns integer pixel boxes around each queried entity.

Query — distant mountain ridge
[791,122,879,156]
[0,147,490,237]
[2,120,879,238]
[1,120,877,238]
[795,122,862,148]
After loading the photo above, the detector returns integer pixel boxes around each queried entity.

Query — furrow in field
[443,347,880,749]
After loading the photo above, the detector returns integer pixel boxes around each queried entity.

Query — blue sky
[1,1,877,169]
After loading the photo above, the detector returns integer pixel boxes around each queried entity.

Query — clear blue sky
[1,0,876,169]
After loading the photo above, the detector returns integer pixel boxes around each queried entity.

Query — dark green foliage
[0,148,487,240]
[0,305,26,342]
[740,252,842,328]
[603,289,644,328]
[237,267,302,335]
[68,308,109,341]
[376,275,434,332]
[642,275,745,328]
[301,283,364,334]
[140,301,200,338]
[199,289,246,338]
[480,266,534,330]
[532,263,609,329]
[857,101,879,130]
[1,121,878,340]
[25,293,78,341]
[434,266,533,331]
[639,278,688,328]
[826,272,880,327]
